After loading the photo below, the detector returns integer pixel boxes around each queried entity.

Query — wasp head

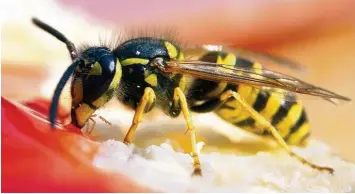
[70,47,122,128]
[32,18,123,129]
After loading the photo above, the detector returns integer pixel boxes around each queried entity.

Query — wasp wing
[223,47,307,72]
[184,45,306,72]
[164,60,351,102]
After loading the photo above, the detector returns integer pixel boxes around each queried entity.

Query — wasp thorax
[113,37,180,63]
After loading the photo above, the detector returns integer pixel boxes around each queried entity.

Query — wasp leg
[220,90,334,174]
[173,87,202,176]
[91,114,112,126]
[84,114,112,135]
[86,117,96,135]
[123,87,156,145]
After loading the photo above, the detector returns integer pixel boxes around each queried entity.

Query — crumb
[93,140,355,192]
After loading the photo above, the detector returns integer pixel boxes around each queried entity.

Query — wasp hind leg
[172,87,202,176]
[123,87,156,145]
[220,90,334,174]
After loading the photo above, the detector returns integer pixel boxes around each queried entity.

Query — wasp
[32,18,351,176]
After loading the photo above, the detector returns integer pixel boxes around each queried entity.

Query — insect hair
[77,25,188,55]
[76,25,189,111]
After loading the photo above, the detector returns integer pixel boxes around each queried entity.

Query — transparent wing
[184,45,306,72]
[223,47,307,72]
[163,60,351,103]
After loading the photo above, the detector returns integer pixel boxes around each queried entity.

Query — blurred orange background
[2,0,355,161]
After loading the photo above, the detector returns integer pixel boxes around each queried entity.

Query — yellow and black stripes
[284,110,310,145]
[188,51,235,101]
[188,50,310,146]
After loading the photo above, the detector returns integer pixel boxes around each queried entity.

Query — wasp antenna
[49,60,81,128]
[32,17,78,60]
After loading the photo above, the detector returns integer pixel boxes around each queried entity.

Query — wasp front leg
[85,117,97,135]
[219,90,334,174]
[84,114,112,135]
[123,87,156,145]
[171,87,202,176]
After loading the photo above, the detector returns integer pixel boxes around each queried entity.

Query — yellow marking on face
[74,103,96,127]
[92,58,122,108]
[110,59,122,88]
[164,41,178,59]
[129,68,134,74]
[276,103,303,137]
[92,94,111,108]
[287,122,310,145]
[88,62,102,76]
[72,79,83,106]
[145,73,158,87]
[121,58,149,66]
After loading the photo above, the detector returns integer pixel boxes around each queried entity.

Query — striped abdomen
[188,51,310,146]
